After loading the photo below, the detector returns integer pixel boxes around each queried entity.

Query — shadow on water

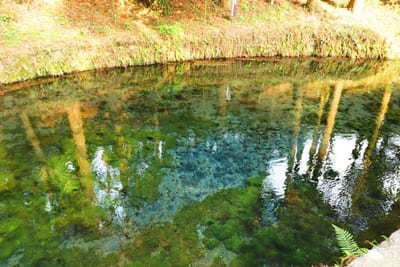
[1,59,400,266]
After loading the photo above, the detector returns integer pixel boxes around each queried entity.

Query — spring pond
[1,59,400,266]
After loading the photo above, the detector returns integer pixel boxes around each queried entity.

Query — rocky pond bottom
[1,59,400,266]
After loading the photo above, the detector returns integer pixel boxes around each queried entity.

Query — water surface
[1,59,400,266]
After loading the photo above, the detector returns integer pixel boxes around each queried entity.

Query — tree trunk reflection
[356,84,392,193]
[288,86,303,175]
[66,102,91,177]
[319,81,344,159]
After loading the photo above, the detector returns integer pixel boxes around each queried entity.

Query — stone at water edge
[349,229,400,267]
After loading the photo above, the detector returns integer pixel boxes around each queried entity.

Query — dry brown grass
[0,0,396,52]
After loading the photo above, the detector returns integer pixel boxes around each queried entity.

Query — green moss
[210,256,228,267]
[0,218,21,236]
[224,234,245,253]
[0,172,15,192]
[204,238,220,249]
[43,247,120,267]
[182,178,262,256]
[123,176,264,266]
[130,172,162,204]
[129,254,169,267]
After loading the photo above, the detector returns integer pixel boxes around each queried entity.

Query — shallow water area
[1,59,400,266]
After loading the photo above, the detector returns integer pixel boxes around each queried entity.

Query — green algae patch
[122,177,340,266]
[124,177,264,266]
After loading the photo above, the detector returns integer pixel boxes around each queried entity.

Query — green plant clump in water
[123,177,342,266]
[123,177,341,266]
[124,177,264,266]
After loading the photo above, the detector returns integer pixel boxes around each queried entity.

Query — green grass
[58,15,71,26]
[0,24,22,47]
[0,13,20,46]
[241,0,250,12]
[157,22,184,39]
[0,13,13,24]
[124,21,134,31]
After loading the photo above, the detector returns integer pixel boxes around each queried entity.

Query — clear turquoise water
[1,59,400,266]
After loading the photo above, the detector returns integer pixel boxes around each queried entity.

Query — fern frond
[332,224,368,257]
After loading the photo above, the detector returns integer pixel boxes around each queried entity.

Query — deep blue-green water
[1,59,400,266]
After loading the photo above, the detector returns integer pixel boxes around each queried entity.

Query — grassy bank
[0,0,399,85]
